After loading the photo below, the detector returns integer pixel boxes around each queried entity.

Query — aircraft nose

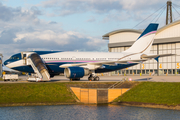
[4,60,10,66]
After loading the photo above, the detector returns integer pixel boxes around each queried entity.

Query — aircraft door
[72,56,76,63]
[21,52,34,65]
[21,53,27,65]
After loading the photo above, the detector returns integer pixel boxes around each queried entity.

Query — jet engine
[64,67,90,79]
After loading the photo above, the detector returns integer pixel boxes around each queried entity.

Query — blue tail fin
[137,23,159,40]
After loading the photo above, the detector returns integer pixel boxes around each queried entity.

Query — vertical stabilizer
[124,23,159,54]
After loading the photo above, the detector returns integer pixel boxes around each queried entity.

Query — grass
[0,77,3,81]
[0,83,76,104]
[0,82,116,105]
[114,82,180,106]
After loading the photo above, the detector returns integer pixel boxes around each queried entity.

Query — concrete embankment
[112,102,180,110]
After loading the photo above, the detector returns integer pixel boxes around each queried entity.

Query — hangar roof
[156,19,180,34]
[103,20,180,40]
[106,20,180,48]
[102,29,142,40]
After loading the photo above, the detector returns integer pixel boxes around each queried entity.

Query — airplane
[3,23,174,81]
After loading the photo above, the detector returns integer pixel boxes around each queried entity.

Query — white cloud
[0,3,42,25]
[1,27,108,60]
[0,2,108,61]
[13,30,107,50]
[41,0,122,16]
[40,0,165,15]
[39,0,170,25]
[102,10,131,23]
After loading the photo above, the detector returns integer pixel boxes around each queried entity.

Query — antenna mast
[166,1,173,25]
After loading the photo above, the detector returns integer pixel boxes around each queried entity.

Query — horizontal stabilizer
[141,54,175,59]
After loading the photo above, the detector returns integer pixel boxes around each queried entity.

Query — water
[0,105,180,120]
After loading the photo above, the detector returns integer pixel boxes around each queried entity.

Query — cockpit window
[9,53,21,60]
[10,56,20,60]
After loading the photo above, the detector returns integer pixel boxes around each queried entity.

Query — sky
[1,0,180,61]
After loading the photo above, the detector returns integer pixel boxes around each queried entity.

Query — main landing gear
[88,73,100,81]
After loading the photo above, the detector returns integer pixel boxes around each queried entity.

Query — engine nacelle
[64,67,90,78]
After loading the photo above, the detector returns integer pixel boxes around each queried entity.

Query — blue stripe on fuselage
[33,51,62,55]
[11,62,138,75]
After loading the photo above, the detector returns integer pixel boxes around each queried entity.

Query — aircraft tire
[88,77,94,81]
[94,76,99,81]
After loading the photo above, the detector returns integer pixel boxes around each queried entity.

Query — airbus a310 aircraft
[4,23,174,81]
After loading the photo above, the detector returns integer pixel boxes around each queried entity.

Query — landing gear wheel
[88,74,94,81]
[94,76,99,81]
[88,77,94,81]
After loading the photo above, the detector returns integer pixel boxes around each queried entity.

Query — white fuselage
[5,51,146,74]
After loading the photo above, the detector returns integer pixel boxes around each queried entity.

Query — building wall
[107,21,180,75]
[110,43,180,75]
[155,24,180,39]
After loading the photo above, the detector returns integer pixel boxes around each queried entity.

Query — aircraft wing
[59,59,147,68]
[141,54,175,59]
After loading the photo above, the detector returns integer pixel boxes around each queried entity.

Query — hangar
[103,20,180,76]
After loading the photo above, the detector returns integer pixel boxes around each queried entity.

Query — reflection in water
[0,105,180,120]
